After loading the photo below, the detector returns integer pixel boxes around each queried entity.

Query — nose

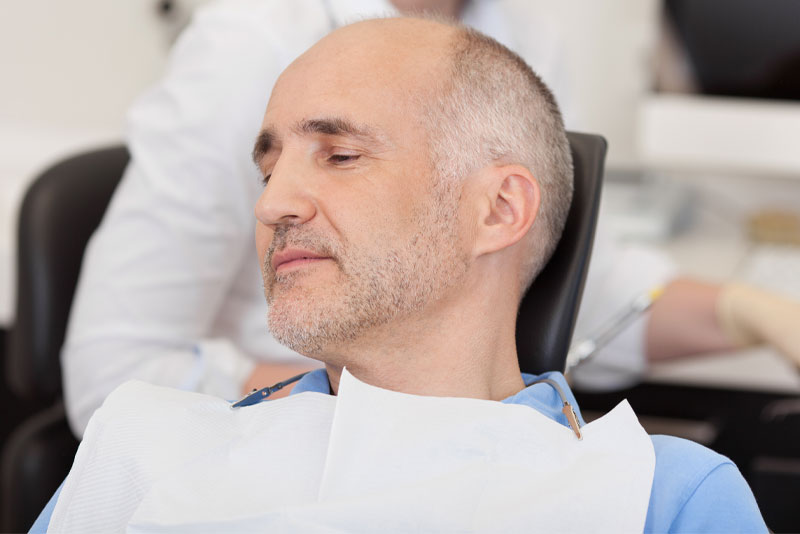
[254,153,317,229]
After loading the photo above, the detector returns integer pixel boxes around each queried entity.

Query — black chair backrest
[516,132,607,375]
[6,146,130,402]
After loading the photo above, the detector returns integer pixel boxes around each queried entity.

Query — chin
[267,298,334,356]
[267,290,372,359]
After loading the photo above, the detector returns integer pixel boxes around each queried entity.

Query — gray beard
[263,190,467,357]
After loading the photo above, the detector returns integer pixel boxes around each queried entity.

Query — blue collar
[292,369,585,429]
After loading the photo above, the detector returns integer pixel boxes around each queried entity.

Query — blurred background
[2,0,800,531]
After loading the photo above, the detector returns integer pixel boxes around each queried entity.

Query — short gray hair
[421,25,574,298]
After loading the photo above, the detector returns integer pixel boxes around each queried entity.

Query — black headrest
[516,132,607,375]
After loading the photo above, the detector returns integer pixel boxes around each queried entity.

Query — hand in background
[717,283,800,367]
[647,278,800,367]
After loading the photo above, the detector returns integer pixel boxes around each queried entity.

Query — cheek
[254,223,274,268]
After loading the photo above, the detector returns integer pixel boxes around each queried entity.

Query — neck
[322,280,524,400]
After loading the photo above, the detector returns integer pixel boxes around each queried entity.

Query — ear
[472,164,540,257]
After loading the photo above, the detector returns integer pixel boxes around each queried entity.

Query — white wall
[528,0,662,169]
[0,0,178,130]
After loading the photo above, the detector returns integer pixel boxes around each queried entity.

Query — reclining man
[35,16,766,533]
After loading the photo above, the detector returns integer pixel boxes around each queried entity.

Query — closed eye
[259,152,359,186]
[329,154,360,164]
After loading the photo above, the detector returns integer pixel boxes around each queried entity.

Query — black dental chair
[1,133,606,532]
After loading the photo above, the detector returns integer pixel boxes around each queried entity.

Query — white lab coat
[62,0,671,436]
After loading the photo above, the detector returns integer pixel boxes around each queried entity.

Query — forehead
[264,19,452,135]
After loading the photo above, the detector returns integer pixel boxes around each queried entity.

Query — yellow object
[748,210,800,245]
[648,286,665,302]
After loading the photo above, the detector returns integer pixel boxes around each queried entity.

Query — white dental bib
[49,370,654,533]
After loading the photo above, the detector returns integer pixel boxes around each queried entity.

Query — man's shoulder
[651,433,729,479]
[648,434,732,509]
[646,434,767,533]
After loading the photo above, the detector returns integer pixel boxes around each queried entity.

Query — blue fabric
[506,371,587,426]
[645,435,767,533]
[291,368,332,395]
[32,370,767,533]
[29,482,61,533]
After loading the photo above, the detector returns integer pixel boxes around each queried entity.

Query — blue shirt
[32,370,767,533]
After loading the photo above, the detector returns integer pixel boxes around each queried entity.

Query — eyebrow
[296,117,378,139]
[252,129,277,168]
[252,117,388,167]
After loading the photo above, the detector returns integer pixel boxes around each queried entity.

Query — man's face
[253,22,469,358]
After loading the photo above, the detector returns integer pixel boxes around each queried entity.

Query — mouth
[271,248,332,274]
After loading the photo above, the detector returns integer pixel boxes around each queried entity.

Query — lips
[271,247,331,273]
